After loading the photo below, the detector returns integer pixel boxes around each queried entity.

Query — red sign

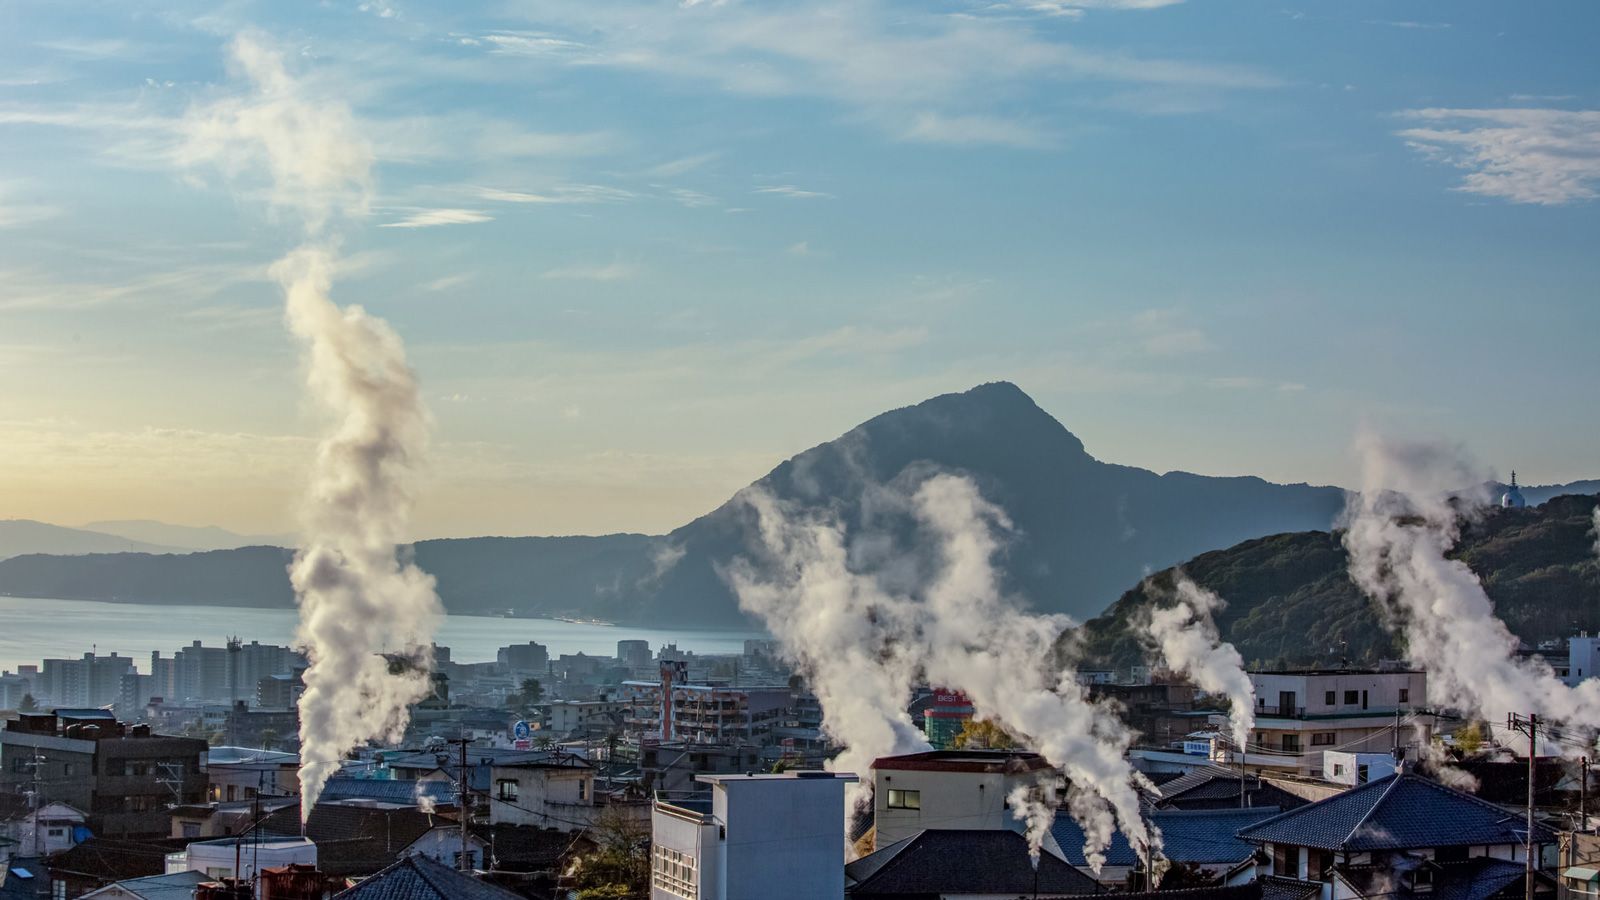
[933,690,970,706]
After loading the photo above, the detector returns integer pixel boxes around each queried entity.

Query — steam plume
[1342,433,1600,743]
[182,35,442,819]
[1143,574,1255,749]
[727,471,1162,870]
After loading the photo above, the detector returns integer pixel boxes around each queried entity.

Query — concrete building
[1568,635,1600,687]
[621,678,789,744]
[488,752,596,832]
[1322,751,1398,787]
[38,654,134,708]
[870,749,1057,849]
[617,640,652,669]
[0,671,34,711]
[650,771,856,900]
[1244,669,1431,777]
[498,642,549,673]
[146,640,302,708]
[205,746,300,801]
[0,710,207,837]
[546,698,628,738]
[922,690,974,750]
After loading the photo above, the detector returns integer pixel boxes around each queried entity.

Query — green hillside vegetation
[1077,494,1600,670]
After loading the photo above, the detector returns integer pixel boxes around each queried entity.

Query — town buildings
[0,711,206,837]
[870,749,1057,849]
[1242,669,1431,778]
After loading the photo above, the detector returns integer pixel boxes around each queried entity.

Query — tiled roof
[320,778,457,807]
[1259,876,1323,900]
[83,871,208,900]
[1050,807,1281,868]
[1333,858,1550,900]
[844,829,1103,896]
[1236,773,1558,852]
[330,854,523,900]
[48,838,189,884]
[469,824,583,872]
[1151,767,1309,812]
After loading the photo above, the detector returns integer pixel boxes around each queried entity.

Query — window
[578,779,588,801]
[1343,690,1359,704]
[886,789,921,810]
[1399,688,1410,703]
[1281,735,1301,752]
[46,828,63,838]
[1333,764,1345,777]
[1325,690,1336,705]
[653,845,697,898]
[182,822,200,838]
[106,759,126,776]
[61,763,73,777]
[497,779,519,802]
[1311,732,1336,746]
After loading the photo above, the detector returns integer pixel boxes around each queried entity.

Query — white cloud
[541,260,638,281]
[478,183,636,204]
[379,208,493,228]
[1398,107,1600,205]
[755,184,834,199]
[646,151,721,177]
[1132,308,1216,356]
[786,241,811,255]
[902,111,1056,149]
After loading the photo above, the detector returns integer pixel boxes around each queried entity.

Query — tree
[567,807,649,898]
[18,694,36,712]
[511,678,544,717]
[1453,722,1485,755]
[951,717,1015,750]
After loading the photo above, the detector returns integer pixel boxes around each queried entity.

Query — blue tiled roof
[1236,773,1557,852]
[320,777,456,806]
[1050,807,1280,867]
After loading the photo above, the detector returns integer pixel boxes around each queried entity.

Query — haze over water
[0,596,766,675]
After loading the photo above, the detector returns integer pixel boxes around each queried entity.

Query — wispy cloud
[541,260,638,281]
[902,112,1056,149]
[1132,308,1216,356]
[478,183,636,204]
[1398,107,1600,205]
[379,208,493,228]
[755,184,835,199]
[1365,19,1451,30]
[646,151,721,177]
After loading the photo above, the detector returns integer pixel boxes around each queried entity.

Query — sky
[1,0,1597,539]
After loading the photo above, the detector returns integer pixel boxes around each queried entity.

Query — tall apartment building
[497,641,550,673]
[38,653,135,708]
[148,640,303,706]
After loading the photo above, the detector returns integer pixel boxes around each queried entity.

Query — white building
[650,771,856,900]
[0,801,86,856]
[1569,634,1600,687]
[488,753,597,832]
[166,835,316,888]
[1244,669,1430,777]
[870,749,1057,849]
[547,699,629,737]
[1321,751,1398,787]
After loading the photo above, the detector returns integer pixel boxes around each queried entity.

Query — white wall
[714,775,849,900]
[651,803,721,900]
[872,767,1048,848]
[489,765,595,831]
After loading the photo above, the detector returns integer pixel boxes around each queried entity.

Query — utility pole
[1581,756,1590,835]
[1507,713,1539,900]
[451,736,472,872]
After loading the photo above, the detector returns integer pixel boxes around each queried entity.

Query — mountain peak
[862,381,1090,461]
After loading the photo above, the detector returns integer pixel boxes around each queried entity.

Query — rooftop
[870,749,1052,774]
[845,829,1102,897]
[1051,807,1281,868]
[1236,773,1558,852]
[330,854,523,900]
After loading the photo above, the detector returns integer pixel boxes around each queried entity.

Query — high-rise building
[39,653,135,708]
[617,640,651,669]
[498,641,549,673]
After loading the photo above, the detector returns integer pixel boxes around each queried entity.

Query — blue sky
[1,0,1596,537]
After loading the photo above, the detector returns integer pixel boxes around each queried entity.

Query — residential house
[164,835,317,883]
[487,752,600,832]
[205,747,300,802]
[870,749,1057,849]
[0,802,87,856]
[1237,772,1558,900]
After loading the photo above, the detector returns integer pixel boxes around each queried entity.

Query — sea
[0,595,768,674]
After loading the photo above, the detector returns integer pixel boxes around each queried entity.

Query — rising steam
[1343,434,1600,744]
[182,35,442,819]
[1142,575,1255,750]
[726,471,1162,870]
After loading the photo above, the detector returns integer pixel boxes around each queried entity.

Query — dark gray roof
[1236,773,1558,852]
[330,854,523,900]
[1051,807,1281,868]
[1334,858,1548,900]
[845,829,1103,896]
[1151,767,1309,812]
[320,778,456,806]
[1259,876,1324,900]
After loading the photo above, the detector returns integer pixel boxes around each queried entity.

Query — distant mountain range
[82,520,292,552]
[0,520,187,560]
[1078,493,1600,670]
[0,382,1593,626]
